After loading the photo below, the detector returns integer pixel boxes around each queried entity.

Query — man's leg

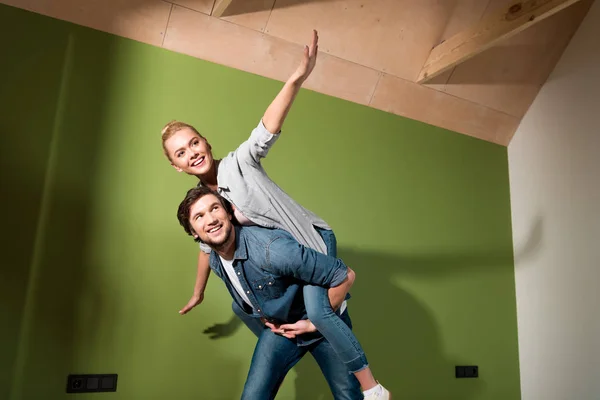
[309,337,363,400]
[241,329,307,400]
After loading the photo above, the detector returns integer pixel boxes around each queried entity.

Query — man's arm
[267,235,349,289]
[262,30,318,134]
[265,236,356,337]
[267,234,355,310]
[266,269,355,338]
[265,265,353,339]
[328,267,355,311]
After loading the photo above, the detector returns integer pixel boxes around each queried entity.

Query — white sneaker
[363,384,391,400]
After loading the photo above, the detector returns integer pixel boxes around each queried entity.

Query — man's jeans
[241,308,363,400]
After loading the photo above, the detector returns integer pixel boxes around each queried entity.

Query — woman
[161,30,390,400]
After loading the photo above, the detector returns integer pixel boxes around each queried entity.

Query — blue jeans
[304,227,369,373]
[232,301,265,338]
[241,308,363,400]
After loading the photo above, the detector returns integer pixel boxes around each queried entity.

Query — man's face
[164,128,214,176]
[189,194,233,249]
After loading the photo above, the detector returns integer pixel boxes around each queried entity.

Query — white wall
[508,1,600,399]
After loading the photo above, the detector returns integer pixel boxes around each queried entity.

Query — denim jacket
[209,225,348,330]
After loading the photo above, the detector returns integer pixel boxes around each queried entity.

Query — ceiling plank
[212,0,234,17]
[417,0,584,83]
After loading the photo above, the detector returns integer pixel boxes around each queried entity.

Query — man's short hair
[177,185,234,243]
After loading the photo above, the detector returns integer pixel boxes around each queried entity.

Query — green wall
[0,4,520,399]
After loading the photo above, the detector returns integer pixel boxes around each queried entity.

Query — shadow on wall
[296,218,543,399]
[513,216,543,264]
[294,247,489,400]
[0,25,67,399]
[0,11,116,397]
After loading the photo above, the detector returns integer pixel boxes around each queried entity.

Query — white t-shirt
[219,255,253,309]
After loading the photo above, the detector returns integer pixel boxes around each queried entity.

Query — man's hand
[291,30,318,83]
[265,319,317,339]
[179,292,204,315]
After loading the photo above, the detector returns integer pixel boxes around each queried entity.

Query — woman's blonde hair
[160,120,207,160]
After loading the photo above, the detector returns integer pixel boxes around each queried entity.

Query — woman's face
[164,127,214,176]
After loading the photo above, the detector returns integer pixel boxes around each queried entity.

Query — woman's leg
[303,285,371,374]
[303,227,379,390]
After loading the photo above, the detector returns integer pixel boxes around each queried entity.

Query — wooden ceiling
[2,0,595,145]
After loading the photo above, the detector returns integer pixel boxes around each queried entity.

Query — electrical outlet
[455,365,478,378]
[66,374,118,393]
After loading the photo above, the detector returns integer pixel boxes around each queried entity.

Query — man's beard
[204,224,232,251]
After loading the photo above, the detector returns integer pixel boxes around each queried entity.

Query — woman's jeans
[306,227,369,374]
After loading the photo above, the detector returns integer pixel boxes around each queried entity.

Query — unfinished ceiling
[1,0,594,145]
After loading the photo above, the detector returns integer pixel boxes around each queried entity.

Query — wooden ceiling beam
[212,0,234,17]
[417,0,584,83]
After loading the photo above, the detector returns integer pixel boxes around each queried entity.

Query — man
[176,185,365,400]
